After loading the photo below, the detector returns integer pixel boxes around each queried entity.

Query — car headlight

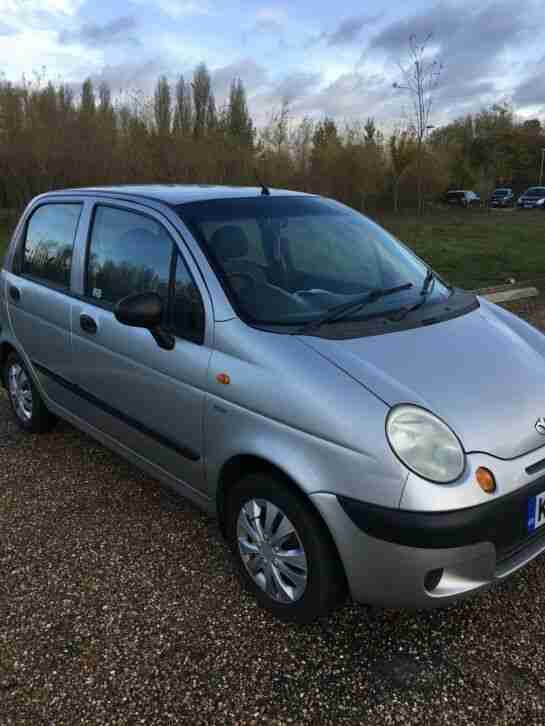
[386,405,465,483]
[537,198,545,207]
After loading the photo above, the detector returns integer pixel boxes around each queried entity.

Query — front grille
[526,458,545,476]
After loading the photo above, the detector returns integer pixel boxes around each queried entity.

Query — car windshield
[177,196,450,327]
[493,190,509,196]
[526,187,545,197]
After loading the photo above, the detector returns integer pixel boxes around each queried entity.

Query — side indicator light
[216,373,231,385]
[476,467,496,494]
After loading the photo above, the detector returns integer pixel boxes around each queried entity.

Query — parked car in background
[446,190,481,208]
[488,188,514,207]
[6,185,545,623]
[517,187,545,209]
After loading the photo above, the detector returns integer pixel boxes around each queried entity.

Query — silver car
[2,185,545,623]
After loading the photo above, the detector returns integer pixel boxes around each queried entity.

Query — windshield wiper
[296,282,414,335]
[389,269,436,321]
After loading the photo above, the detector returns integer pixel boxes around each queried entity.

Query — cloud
[255,7,288,26]
[81,58,168,95]
[327,15,381,46]
[513,55,545,109]
[253,17,284,35]
[307,14,381,48]
[272,71,322,103]
[0,21,17,35]
[211,58,268,99]
[59,16,139,47]
[249,71,323,123]
[369,1,538,117]
[0,0,83,14]
[0,0,84,31]
[295,72,394,119]
[244,7,288,44]
[129,0,212,19]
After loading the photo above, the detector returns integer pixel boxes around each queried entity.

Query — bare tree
[389,129,417,213]
[393,34,442,215]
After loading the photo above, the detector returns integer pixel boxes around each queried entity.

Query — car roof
[44,184,311,206]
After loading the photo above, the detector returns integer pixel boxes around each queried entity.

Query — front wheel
[225,472,346,623]
[3,352,57,433]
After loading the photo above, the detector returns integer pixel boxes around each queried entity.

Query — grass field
[0,208,544,289]
[377,209,545,289]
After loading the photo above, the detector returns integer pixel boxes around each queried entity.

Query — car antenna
[255,170,270,196]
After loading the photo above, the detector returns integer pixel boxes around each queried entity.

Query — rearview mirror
[114,292,175,350]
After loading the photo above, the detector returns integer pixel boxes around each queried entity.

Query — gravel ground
[4,313,545,724]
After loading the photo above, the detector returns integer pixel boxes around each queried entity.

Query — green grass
[375,209,545,290]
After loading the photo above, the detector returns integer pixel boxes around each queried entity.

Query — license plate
[525,204,533,208]
[527,492,545,531]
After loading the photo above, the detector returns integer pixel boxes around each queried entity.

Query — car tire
[3,352,57,433]
[225,472,347,623]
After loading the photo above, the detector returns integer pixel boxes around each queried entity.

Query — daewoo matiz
[2,185,545,623]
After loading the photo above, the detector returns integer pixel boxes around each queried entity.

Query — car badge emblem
[536,418,545,435]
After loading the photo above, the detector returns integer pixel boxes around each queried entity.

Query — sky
[0,0,544,129]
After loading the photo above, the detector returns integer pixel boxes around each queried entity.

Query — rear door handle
[80,314,98,334]
[9,285,20,302]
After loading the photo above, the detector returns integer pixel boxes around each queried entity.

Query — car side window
[86,206,172,308]
[22,204,82,288]
[170,252,205,343]
[86,205,205,344]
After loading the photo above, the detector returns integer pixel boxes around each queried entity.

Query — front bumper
[311,487,545,609]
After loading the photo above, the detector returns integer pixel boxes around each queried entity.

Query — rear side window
[23,204,82,288]
[86,206,172,306]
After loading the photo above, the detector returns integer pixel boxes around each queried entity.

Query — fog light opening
[424,568,444,593]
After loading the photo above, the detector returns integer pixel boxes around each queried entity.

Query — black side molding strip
[338,474,545,555]
[33,362,200,462]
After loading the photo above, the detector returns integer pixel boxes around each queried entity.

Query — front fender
[204,391,408,509]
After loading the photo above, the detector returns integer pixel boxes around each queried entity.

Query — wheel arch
[215,453,348,588]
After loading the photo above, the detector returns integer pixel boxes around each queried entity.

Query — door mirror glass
[114,292,174,350]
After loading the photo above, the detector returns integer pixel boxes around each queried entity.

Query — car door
[4,199,86,408]
[69,200,213,494]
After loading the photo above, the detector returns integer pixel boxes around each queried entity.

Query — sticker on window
[92,288,103,299]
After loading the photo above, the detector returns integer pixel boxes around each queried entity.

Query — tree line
[0,63,543,213]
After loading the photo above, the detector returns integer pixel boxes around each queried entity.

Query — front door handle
[9,285,20,302]
[80,314,98,334]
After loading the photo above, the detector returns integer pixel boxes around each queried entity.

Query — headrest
[210,225,249,260]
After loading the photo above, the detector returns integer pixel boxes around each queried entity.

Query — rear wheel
[3,352,56,433]
[225,472,346,623]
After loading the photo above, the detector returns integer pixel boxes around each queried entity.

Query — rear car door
[69,200,212,493]
[4,199,85,405]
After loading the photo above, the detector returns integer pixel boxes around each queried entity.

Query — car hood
[299,301,545,460]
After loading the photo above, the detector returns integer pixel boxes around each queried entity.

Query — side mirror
[114,292,175,351]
